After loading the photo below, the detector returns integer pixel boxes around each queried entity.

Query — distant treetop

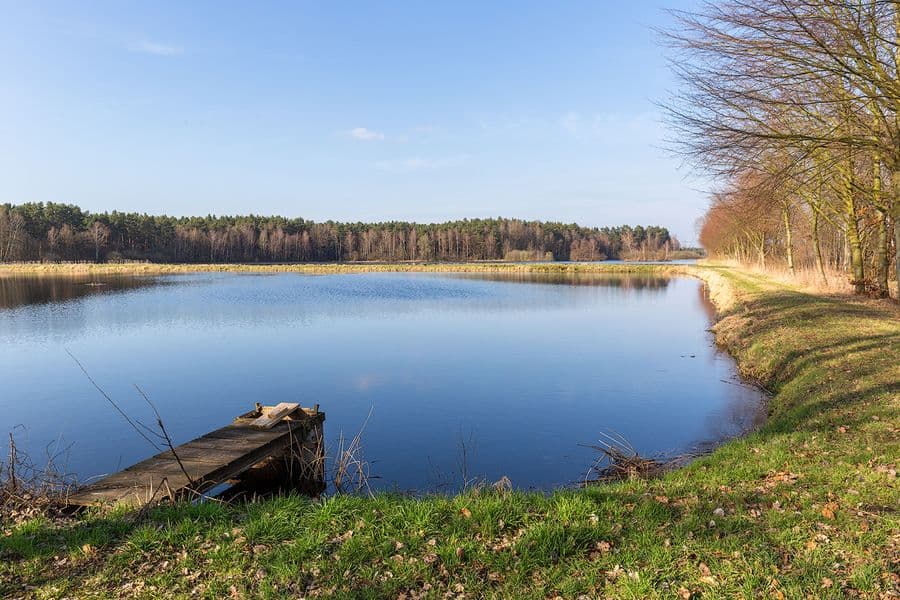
[0,202,678,263]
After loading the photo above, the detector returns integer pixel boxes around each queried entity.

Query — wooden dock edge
[66,405,325,508]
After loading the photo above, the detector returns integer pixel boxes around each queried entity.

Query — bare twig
[581,429,665,484]
[1,429,77,522]
[457,426,481,491]
[7,433,17,493]
[64,349,161,452]
[134,384,196,488]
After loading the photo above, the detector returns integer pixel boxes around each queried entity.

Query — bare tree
[663,0,898,296]
[88,220,110,262]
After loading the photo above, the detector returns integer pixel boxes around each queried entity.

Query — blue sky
[0,1,707,244]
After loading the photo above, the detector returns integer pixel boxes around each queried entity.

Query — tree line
[0,202,678,264]
[664,0,898,297]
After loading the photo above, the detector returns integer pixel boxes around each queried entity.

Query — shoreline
[2,265,897,598]
[0,260,691,276]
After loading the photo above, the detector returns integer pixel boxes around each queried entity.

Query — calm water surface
[0,272,764,492]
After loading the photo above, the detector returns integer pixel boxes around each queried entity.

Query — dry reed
[1,431,76,523]
[581,431,667,484]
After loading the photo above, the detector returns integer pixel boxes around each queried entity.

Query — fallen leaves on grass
[606,565,625,580]
[589,541,612,560]
[758,471,800,492]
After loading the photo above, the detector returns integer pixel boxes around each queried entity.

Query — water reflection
[0,274,160,310]
[446,271,672,290]
[0,271,767,492]
[0,273,671,344]
[697,378,768,448]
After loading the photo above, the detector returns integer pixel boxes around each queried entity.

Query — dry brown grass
[0,261,684,276]
[703,258,898,298]
[1,432,76,524]
[581,431,666,484]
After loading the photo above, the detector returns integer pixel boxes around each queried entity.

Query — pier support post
[232,407,326,496]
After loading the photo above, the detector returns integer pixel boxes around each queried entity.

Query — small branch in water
[457,426,481,491]
[7,433,17,493]
[719,377,773,395]
[581,430,666,484]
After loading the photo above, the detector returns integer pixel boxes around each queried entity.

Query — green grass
[1,265,898,598]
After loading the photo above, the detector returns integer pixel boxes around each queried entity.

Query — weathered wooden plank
[153,445,248,464]
[202,425,288,442]
[75,477,193,504]
[167,436,281,454]
[68,405,324,508]
[199,430,298,484]
[121,457,225,480]
[248,403,299,430]
[71,471,195,504]
[69,487,156,505]
[70,432,295,505]
[73,462,199,496]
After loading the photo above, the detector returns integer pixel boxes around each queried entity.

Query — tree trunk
[893,171,900,301]
[894,212,900,301]
[876,211,889,298]
[842,234,850,272]
[782,205,795,276]
[872,157,888,297]
[846,213,866,294]
[894,8,900,300]
[812,208,827,285]
[839,159,866,294]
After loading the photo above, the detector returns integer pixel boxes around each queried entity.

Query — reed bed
[0,260,690,276]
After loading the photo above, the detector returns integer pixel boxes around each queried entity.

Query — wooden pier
[67,404,325,507]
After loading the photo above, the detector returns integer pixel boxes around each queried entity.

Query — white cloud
[349,127,385,141]
[131,41,183,56]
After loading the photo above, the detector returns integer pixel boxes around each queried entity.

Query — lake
[0,271,765,493]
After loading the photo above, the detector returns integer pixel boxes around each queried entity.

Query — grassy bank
[1,266,898,598]
[0,261,685,276]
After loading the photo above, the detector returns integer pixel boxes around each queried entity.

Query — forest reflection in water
[0,270,765,492]
[445,270,673,290]
[0,273,161,310]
